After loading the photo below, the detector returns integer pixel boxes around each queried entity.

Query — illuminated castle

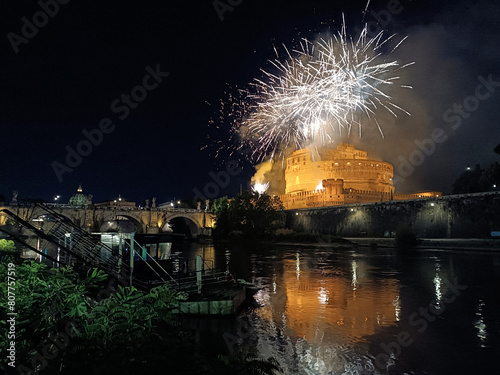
[279,143,440,209]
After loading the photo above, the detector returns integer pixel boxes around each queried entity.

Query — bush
[0,239,16,252]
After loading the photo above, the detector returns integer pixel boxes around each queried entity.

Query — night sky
[1,0,499,205]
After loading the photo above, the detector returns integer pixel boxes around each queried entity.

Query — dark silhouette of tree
[480,162,500,190]
[494,143,500,155]
[452,164,484,194]
[212,191,284,238]
[452,162,500,194]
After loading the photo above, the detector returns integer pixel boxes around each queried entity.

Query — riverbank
[218,236,500,251]
[344,237,500,251]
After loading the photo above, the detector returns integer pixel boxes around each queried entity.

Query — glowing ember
[252,182,270,194]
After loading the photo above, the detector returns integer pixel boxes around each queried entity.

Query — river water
[179,243,500,374]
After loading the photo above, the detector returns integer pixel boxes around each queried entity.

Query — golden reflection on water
[257,257,400,344]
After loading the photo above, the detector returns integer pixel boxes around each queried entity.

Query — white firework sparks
[212,17,412,164]
[251,182,270,194]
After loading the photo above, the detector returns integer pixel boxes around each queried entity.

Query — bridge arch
[160,215,200,238]
[99,214,145,233]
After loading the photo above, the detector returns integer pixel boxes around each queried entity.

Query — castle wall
[285,192,500,238]
[284,143,395,198]
[282,143,441,209]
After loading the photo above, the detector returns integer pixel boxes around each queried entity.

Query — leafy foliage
[213,191,285,238]
[0,256,281,375]
[0,238,16,252]
[0,260,107,372]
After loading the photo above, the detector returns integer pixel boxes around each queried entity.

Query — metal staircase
[1,203,130,280]
[1,202,229,294]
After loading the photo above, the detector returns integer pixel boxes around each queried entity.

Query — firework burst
[210,17,412,164]
[251,182,270,194]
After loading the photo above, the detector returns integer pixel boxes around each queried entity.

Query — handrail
[133,250,167,283]
[143,251,179,285]
[126,238,179,285]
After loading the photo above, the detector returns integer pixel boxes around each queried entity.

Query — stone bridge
[0,204,215,238]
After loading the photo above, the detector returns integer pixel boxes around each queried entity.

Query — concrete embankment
[286,192,500,239]
[345,237,500,251]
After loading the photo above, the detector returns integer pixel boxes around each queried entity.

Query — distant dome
[68,185,92,207]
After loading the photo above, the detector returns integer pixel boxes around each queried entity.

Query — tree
[212,196,232,236]
[452,162,500,194]
[452,164,485,194]
[480,162,500,190]
[213,191,285,238]
[211,196,230,216]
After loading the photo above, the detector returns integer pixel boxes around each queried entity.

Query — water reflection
[181,244,500,374]
[279,256,400,342]
[351,260,358,291]
[248,250,400,373]
[433,258,443,310]
[474,299,487,348]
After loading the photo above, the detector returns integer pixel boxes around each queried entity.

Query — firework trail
[210,17,412,164]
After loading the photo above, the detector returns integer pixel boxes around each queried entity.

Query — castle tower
[284,143,395,195]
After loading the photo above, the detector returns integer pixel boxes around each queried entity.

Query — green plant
[0,260,107,372]
[0,239,16,252]
[213,191,285,238]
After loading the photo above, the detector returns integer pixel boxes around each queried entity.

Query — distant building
[279,143,441,209]
[68,185,92,207]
